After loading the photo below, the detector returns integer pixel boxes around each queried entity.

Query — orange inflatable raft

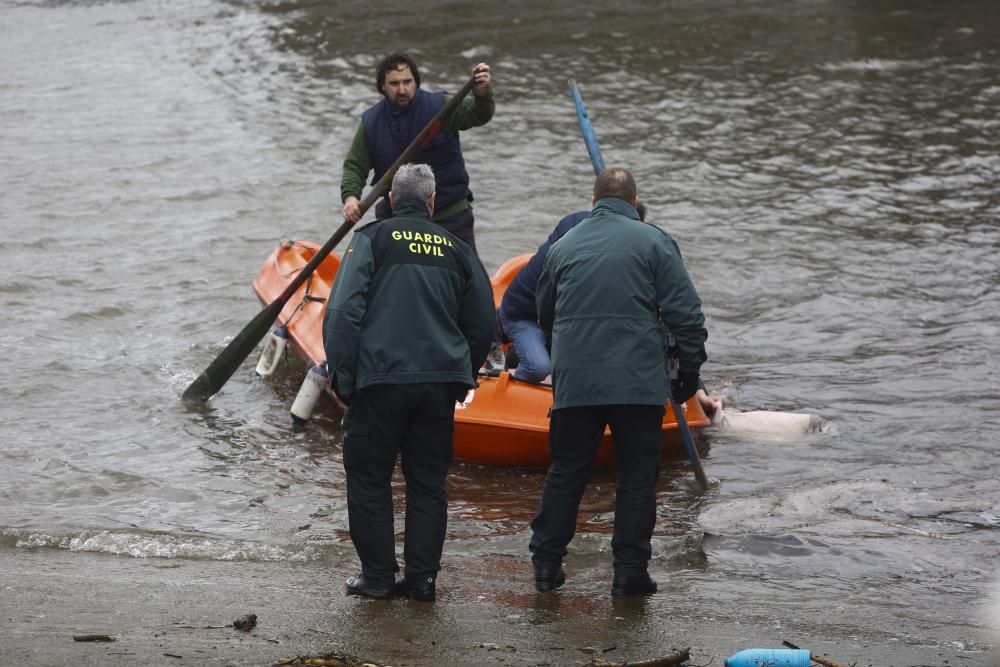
[252,240,710,467]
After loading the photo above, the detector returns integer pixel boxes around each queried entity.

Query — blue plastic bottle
[724,648,811,667]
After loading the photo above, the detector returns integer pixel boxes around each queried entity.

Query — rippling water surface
[1,0,998,660]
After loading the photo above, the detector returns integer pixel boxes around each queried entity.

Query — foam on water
[7,528,332,563]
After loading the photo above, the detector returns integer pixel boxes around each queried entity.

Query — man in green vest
[340,54,494,254]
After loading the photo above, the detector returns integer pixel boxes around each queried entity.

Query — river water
[1,0,998,664]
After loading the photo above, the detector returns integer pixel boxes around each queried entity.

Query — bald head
[593,167,638,205]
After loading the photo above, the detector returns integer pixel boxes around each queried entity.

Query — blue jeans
[498,313,551,383]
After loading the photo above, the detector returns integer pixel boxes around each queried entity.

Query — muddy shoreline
[2,546,985,666]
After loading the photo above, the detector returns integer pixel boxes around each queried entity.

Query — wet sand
[1,546,984,667]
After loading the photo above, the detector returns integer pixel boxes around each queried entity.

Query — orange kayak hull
[252,240,710,467]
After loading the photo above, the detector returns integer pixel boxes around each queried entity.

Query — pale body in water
[473,366,827,439]
[711,408,830,437]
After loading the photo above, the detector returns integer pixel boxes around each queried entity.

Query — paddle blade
[182,299,286,404]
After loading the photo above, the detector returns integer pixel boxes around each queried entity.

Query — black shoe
[393,574,436,602]
[611,571,658,598]
[533,564,566,593]
[345,574,394,599]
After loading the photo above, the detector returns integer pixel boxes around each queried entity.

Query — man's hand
[342,195,362,223]
[695,389,723,418]
[472,63,491,96]
[332,386,353,408]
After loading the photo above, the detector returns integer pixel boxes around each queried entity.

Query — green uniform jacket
[340,87,495,222]
[536,197,708,410]
[323,198,496,399]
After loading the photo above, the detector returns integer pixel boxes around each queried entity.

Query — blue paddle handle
[569,81,606,175]
[671,398,709,490]
[569,81,709,491]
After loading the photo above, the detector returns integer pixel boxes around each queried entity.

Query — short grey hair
[391,163,436,201]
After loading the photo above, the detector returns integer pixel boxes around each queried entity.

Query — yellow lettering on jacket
[391,229,453,248]
[408,242,444,256]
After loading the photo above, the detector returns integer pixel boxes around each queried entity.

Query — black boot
[394,573,436,602]
[345,574,395,599]
[611,571,658,598]
[533,563,566,593]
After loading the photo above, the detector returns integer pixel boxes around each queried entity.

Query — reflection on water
[446,448,721,541]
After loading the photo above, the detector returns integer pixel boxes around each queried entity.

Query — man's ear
[389,191,396,209]
[427,192,436,215]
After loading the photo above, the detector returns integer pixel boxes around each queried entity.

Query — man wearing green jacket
[324,163,496,601]
[340,53,494,255]
[529,168,708,597]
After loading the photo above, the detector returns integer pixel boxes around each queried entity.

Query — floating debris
[233,613,258,631]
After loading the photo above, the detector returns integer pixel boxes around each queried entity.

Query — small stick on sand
[584,647,691,666]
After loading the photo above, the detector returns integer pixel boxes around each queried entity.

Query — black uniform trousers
[341,382,458,588]
[529,404,665,576]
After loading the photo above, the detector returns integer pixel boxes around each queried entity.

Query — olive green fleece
[340,86,495,222]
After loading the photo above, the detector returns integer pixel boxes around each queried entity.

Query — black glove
[454,383,474,403]
[671,371,700,404]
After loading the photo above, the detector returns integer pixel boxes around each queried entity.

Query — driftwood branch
[273,653,385,667]
[172,613,257,632]
[584,647,690,666]
[783,640,850,667]
[72,634,116,642]
[808,655,849,667]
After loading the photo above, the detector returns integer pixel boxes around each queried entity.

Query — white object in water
[713,408,828,436]
[291,363,328,424]
[255,326,288,377]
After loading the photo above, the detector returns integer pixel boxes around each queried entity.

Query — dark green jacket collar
[392,197,433,219]
[592,197,640,220]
